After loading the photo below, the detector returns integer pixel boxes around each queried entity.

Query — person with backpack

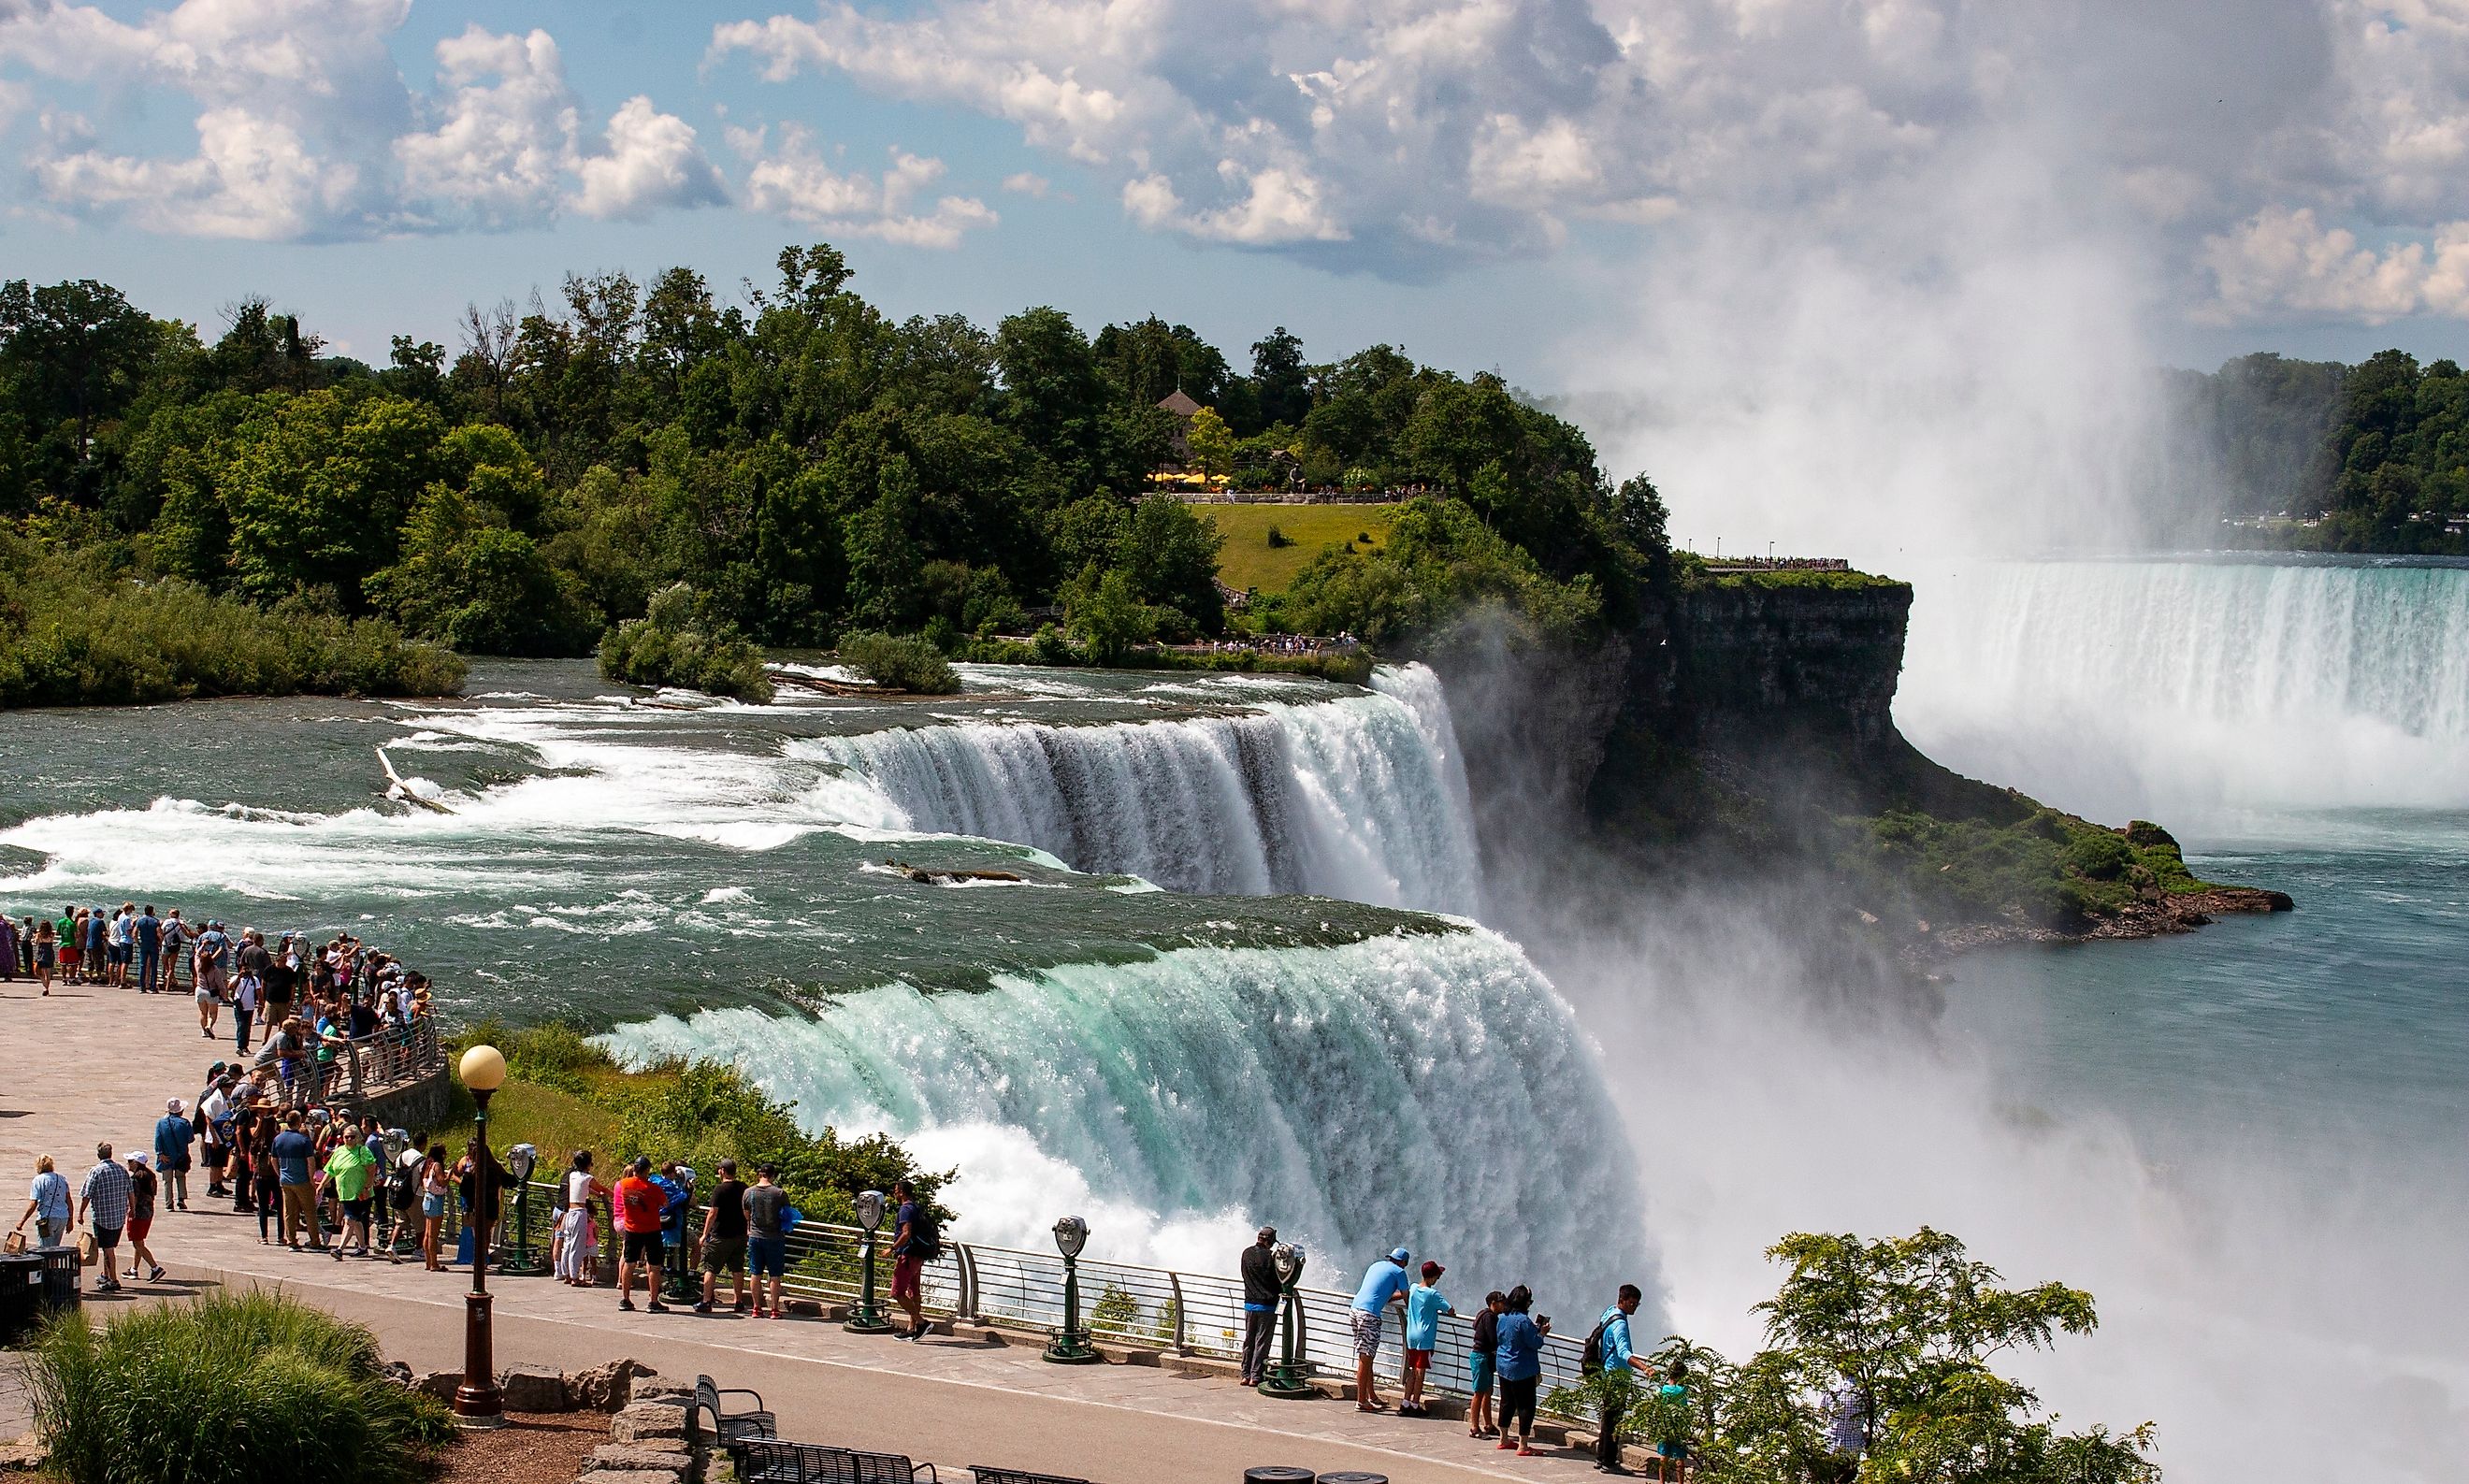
[1582,1282,1655,1474]
[889,1177,937,1340]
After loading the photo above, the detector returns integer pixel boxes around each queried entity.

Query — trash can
[36,1246,81,1315]
[1243,1471,1315,1484]
[1318,1475,1390,1484]
[0,1253,43,1343]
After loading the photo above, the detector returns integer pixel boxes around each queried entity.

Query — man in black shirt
[1239,1225,1280,1386]
[697,1159,750,1313]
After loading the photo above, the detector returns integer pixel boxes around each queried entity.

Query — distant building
[1157,389,1203,464]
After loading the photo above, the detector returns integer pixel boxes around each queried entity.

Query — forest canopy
[0,250,1668,680]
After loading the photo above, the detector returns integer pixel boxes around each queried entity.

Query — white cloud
[0,0,720,238]
[573,96,729,220]
[2201,205,2469,323]
[734,125,995,248]
[1001,170,1049,196]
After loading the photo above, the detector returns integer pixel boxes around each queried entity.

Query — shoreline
[1917,884,2296,963]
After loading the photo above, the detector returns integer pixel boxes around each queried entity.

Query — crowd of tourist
[1237,1229,1683,1476]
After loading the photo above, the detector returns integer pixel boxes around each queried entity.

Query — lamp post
[498,1143,542,1276]
[455,1045,507,1427]
[844,1189,896,1333]
[1258,1242,1315,1398]
[1043,1215,1102,1363]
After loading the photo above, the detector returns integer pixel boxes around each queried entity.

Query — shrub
[25,1289,452,1484]
[839,628,960,694]
[1265,524,1293,548]
[598,582,772,702]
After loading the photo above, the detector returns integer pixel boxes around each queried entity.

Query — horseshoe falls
[798,667,1482,914]
[1899,556,2469,821]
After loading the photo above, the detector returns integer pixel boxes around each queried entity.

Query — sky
[3,0,2466,555]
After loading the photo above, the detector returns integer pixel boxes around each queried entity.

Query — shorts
[747,1234,785,1277]
[422,1192,445,1219]
[94,1224,122,1251]
[108,944,130,965]
[1406,1347,1433,1372]
[126,1217,152,1243]
[342,1197,371,1225]
[701,1236,747,1275]
[1468,1351,1496,1394]
[1350,1308,1384,1358]
[622,1231,664,1265]
[891,1252,923,1303]
[203,1146,226,1169]
[59,946,79,966]
[35,944,54,967]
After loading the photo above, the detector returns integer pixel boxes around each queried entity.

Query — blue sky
[2,0,2463,554]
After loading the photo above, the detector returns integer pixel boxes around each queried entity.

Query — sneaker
[619,1298,636,1311]
[647,1301,670,1314]
[148,1265,166,1282]
[692,1302,713,1314]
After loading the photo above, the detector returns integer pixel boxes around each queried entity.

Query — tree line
[2159,347,2469,554]
[0,249,1668,675]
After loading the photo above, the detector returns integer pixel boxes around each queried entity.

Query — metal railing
[264,1017,443,1108]
[455,1185,1585,1398]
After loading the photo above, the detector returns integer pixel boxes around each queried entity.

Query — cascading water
[1899,557,2469,819]
[600,925,1649,1305]
[797,667,1484,915]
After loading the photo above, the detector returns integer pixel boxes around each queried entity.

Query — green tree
[1186,405,1235,479]
[1115,496,1224,633]
[1063,565,1158,663]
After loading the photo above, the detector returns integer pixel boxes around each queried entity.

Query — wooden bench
[733,1439,939,1483]
[692,1374,778,1447]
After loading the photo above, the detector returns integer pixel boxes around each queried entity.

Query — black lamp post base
[1256,1376,1317,1399]
[1042,1335,1105,1364]
[844,1306,898,1334]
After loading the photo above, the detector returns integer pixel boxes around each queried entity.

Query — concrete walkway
[1,980,1610,1483]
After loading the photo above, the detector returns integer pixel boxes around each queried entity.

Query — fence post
[958,1244,979,1322]
[1168,1272,1189,1353]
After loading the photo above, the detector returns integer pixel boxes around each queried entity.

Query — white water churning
[799,666,1485,915]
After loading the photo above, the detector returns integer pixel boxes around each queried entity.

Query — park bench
[970,1467,1092,1484]
[733,1439,939,1483]
[692,1374,779,1447]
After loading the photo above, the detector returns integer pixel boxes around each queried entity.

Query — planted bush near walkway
[25,1289,452,1484]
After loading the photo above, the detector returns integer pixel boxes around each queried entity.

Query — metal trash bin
[0,1253,43,1343]
[36,1246,81,1315]
[1243,1471,1315,1484]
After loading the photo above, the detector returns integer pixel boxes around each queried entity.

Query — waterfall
[1899,558,2469,817]
[600,925,1653,1307]
[795,665,1484,915]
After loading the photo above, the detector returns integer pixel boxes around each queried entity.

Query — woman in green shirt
[323,1127,379,1259]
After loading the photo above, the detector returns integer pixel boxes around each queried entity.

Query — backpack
[909,1206,943,1261]
[1581,1314,1610,1376]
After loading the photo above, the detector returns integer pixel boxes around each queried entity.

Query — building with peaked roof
[1157,389,1204,464]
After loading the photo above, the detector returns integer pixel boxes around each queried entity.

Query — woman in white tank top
[555,1151,607,1286]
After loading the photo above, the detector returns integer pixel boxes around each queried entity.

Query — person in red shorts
[122,1153,165,1283]
[889,1177,930,1340]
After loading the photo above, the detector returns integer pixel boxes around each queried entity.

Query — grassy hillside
[1203,502,1400,595]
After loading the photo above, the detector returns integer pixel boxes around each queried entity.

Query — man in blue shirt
[1590,1282,1654,1473]
[1349,1246,1412,1413]
[153,1099,195,1212]
[270,1112,319,1250]
[134,905,162,994]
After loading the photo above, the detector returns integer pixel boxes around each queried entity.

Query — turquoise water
[1946,812,2469,1162]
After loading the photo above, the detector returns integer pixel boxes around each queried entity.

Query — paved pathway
[2,980,1608,1483]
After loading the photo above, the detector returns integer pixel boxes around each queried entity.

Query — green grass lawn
[1201,503,1401,595]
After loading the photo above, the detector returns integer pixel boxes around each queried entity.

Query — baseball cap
[1389,1246,1410,1264]
[1422,1260,1444,1278]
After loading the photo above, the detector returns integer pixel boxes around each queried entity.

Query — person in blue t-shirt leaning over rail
[1349,1246,1414,1412]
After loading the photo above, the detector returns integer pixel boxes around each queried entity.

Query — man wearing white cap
[153,1099,195,1212]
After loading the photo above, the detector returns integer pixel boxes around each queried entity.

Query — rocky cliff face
[1420,576,2005,881]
